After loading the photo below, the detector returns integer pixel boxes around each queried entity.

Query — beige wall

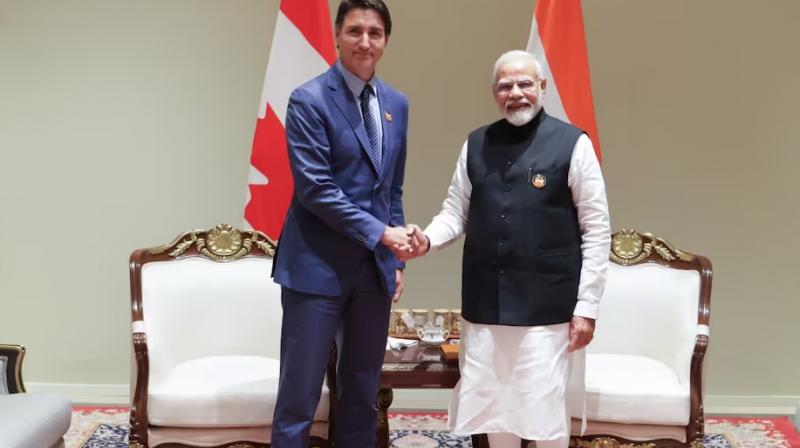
[0,0,798,409]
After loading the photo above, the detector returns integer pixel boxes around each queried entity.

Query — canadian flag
[527,0,602,162]
[244,0,336,239]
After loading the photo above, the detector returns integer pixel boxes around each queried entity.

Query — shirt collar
[336,60,378,98]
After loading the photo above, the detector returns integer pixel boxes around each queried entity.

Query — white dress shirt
[424,132,611,319]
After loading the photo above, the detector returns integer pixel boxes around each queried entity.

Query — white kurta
[424,129,610,439]
[450,320,578,440]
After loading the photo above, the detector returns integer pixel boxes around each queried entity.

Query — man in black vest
[404,50,610,448]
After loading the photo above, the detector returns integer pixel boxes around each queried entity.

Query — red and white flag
[527,0,602,162]
[244,0,336,239]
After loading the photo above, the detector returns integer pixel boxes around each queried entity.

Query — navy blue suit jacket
[273,64,408,298]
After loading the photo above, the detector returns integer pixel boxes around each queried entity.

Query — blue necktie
[359,84,381,171]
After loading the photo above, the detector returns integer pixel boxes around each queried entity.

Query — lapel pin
[531,173,547,189]
[384,112,393,122]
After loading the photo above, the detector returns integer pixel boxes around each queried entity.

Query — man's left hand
[392,269,404,303]
[568,316,595,352]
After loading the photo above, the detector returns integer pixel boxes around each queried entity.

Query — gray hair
[492,50,544,84]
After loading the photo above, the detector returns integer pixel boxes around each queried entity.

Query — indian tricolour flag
[527,0,602,162]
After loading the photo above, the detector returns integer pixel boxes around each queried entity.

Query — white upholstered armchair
[129,224,336,448]
[567,229,713,448]
[0,344,72,448]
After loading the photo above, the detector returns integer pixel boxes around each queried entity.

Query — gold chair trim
[147,224,276,260]
[571,437,656,448]
[611,229,695,265]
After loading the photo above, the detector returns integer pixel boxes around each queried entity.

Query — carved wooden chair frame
[0,344,26,394]
[128,224,338,448]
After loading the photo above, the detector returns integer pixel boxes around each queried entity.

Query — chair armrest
[130,322,150,448]
[687,332,709,442]
[0,344,26,393]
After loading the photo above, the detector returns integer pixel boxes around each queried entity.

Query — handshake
[380,224,430,261]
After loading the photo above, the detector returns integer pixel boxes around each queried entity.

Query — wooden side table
[377,345,490,448]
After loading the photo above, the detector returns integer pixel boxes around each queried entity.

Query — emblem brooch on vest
[528,169,547,189]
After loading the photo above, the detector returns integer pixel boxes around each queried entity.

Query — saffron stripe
[534,0,602,161]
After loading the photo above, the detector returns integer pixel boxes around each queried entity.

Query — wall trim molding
[26,382,130,405]
[703,394,800,416]
[26,383,799,415]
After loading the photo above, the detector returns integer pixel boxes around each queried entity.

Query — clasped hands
[380,224,429,261]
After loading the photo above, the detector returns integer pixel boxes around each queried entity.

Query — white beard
[505,106,536,126]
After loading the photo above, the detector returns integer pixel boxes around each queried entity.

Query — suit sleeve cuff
[573,300,599,320]
[359,218,387,250]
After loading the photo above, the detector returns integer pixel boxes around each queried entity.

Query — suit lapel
[327,68,380,174]
[376,78,394,181]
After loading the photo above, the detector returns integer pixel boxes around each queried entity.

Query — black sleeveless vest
[462,111,583,326]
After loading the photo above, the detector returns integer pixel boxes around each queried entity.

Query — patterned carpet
[66,408,799,447]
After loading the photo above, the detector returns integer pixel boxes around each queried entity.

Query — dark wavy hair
[335,0,392,36]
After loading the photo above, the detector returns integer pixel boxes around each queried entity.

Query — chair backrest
[130,225,282,383]
[588,229,712,386]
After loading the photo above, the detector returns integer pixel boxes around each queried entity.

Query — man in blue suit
[271,1,412,446]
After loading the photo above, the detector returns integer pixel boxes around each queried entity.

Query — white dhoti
[448,320,586,443]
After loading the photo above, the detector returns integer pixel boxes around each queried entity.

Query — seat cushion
[581,353,690,425]
[0,393,72,448]
[148,355,330,427]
